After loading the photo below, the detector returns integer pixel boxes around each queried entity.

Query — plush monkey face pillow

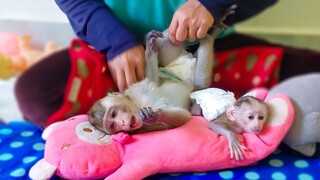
[29,89,294,180]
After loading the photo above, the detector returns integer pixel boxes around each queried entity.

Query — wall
[0,0,74,47]
[235,0,320,50]
[0,0,68,23]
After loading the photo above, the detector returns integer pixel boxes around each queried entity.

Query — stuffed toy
[267,73,320,157]
[0,53,19,79]
[29,89,294,180]
[0,32,57,71]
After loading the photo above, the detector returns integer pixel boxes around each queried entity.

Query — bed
[0,119,319,180]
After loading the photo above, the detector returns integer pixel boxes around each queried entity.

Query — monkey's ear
[226,105,237,121]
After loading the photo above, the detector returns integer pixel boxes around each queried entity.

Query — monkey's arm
[209,119,246,160]
[139,107,191,129]
[157,107,191,128]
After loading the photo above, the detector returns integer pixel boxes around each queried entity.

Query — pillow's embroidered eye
[258,116,265,120]
[248,115,254,120]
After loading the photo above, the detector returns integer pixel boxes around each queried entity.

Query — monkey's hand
[139,107,159,125]
[227,133,247,161]
[146,30,163,53]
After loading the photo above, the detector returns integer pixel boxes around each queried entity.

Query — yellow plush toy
[0,53,19,79]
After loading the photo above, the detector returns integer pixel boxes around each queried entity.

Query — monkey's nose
[253,126,261,133]
[121,120,125,126]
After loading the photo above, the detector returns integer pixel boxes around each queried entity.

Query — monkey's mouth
[251,128,262,134]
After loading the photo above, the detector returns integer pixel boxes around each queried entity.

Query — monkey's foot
[146,30,163,52]
[217,4,237,29]
[139,107,159,125]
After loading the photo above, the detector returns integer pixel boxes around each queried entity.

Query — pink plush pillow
[29,89,294,180]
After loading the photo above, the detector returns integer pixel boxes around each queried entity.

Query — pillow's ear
[112,132,130,144]
[42,122,59,140]
[226,105,237,121]
[29,159,57,180]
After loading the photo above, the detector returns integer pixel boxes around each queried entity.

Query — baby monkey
[88,29,215,134]
[87,4,238,135]
[209,96,269,161]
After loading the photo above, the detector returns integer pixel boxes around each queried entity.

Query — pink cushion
[29,89,294,180]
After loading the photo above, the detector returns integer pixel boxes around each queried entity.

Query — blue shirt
[54,0,277,61]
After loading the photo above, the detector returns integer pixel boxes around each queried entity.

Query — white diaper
[159,50,196,85]
[190,88,236,121]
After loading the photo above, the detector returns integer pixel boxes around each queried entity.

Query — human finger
[176,24,188,42]
[124,64,137,88]
[187,23,197,42]
[168,19,180,45]
[136,60,145,81]
[196,25,208,39]
[116,70,127,92]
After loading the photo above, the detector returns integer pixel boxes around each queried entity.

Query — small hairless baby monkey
[209,96,269,161]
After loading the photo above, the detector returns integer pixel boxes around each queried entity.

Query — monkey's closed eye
[258,116,265,120]
[248,115,254,120]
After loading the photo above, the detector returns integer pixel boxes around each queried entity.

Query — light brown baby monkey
[209,95,269,161]
[88,28,215,134]
[87,4,239,135]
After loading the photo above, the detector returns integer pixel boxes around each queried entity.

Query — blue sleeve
[55,0,277,61]
[198,0,278,25]
[54,0,142,61]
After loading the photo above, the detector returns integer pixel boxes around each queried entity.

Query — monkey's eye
[111,110,117,118]
[248,115,254,120]
[258,116,265,120]
[110,122,115,129]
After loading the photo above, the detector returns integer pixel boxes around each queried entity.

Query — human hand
[168,0,214,45]
[107,45,145,92]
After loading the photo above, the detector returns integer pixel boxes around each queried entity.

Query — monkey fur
[88,29,216,134]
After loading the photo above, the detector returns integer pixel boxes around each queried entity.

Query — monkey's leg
[145,30,185,84]
[193,4,237,90]
[145,31,161,85]
[193,34,214,90]
[157,107,191,128]
[155,30,184,67]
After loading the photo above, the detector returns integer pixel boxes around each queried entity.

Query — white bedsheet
[0,77,23,122]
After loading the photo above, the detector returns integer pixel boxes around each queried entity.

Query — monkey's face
[88,94,143,134]
[236,103,268,134]
[102,105,143,134]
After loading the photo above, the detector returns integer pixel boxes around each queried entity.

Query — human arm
[169,0,277,44]
[54,0,145,91]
